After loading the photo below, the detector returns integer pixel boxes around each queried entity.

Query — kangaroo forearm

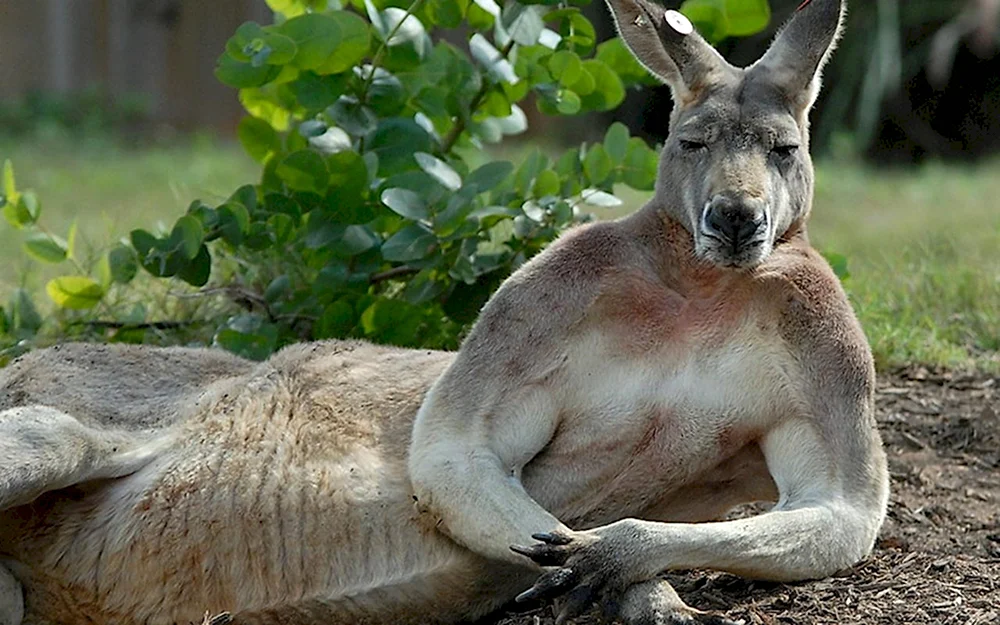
[631,502,877,582]
[411,452,569,565]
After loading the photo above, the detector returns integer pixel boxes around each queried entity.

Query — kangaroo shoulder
[762,240,874,400]
[443,221,638,387]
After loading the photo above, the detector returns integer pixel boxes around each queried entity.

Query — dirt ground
[490,368,1000,625]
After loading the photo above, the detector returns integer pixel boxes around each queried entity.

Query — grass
[0,133,258,290]
[810,159,1000,372]
[0,134,997,371]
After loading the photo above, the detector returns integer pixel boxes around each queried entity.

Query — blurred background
[0,0,998,369]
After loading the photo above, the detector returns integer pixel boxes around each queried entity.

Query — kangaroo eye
[679,139,707,152]
[771,145,799,159]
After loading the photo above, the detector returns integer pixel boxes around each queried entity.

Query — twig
[172,285,274,319]
[370,265,419,283]
[441,38,517,154]
[73,320,198,331]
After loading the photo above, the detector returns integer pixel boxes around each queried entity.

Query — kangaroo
[0,0,888,623]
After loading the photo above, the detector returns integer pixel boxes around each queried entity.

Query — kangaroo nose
[703,195,766,246]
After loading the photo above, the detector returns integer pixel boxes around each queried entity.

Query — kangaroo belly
[5,345,511,625]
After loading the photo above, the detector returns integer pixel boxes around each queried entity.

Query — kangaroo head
[607,0,844,268]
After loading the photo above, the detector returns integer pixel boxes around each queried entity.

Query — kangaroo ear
[752,0,846,112]
[604,0,731,104]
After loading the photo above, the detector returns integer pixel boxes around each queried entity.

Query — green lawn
[0,135,259,292]
[810,159,1000,372]
[1,136,997,371]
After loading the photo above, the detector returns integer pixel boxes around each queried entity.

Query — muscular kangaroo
[0,0,888,623]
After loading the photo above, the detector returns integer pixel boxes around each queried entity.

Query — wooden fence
[0,0,272,132]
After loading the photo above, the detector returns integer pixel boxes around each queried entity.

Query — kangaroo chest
[521,292,793,528]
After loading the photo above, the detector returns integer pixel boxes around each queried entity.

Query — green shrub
[0,0,770,361]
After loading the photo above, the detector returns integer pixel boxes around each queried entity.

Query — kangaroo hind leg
[0,405,172,511]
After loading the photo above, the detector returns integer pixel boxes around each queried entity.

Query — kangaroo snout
[701,194,768,250]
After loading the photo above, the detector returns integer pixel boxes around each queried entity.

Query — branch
[370,265,420,283]
[441,38,517,154]
[172,285,274,319]
[73,320,200,331]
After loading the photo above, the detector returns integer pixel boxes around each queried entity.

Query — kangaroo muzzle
[699,193,770,266]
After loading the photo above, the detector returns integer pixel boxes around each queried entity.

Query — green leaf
[277,149,330,193]
[214,314,279,361]
[581,188,623,207]
[548,50,583,86]
[334,225,379,257]
[264,275,291,303]
[170,215,205,261]
[433,185,478,235]
[537,83,582,115]
[381,188,430,220]
[502,4,545,46]
[379,7,429,58]
[467,2,496,29]
[226,23,297,66]
[10,288,42,332]
[365,68,406,116]
[327,97,378,137]
[823,251,851,281]
[178,244,212,287]
[402,268,447,304]
[427,0,465,28]
[2,159,18,205]
[108,245,139,284]
[23,232,68,263]
[369,118,433,176]
[238,116,281,162]
[215,53,282,88]
[20,192,40,221]
[724,0,770,36]
[414,152,462,191]
[289,71,349,110]
[481,90,512,117]
[359,297,424,345]
[604,122,629,165]
[218,202,252,245]
[469,34,518,84]
[230,184,258,213]
[279,13,342,71]
[621,137,659,191]
[4,190,39,229]
[315,262,351,293]
[66,220,78,260]
[513,148,549,195]
[595,38,654,86]
[381,223,437,261]
[552,9,595,54]
[240,89,292,131]
[583,144,613,185]
[466,161,513,193]
[681,0,770,41]
[325,150,372,223]
[268,213,296,244]
[532,169,560,196]
[314,300,356,338]
[320,12,371,73]
[443,277,497,323]
[578,60,624,111]
[265,0,309,18]
[46,276,105,310]
[565,65,595,96]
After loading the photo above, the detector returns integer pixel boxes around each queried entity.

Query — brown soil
[491,369,1000,625]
